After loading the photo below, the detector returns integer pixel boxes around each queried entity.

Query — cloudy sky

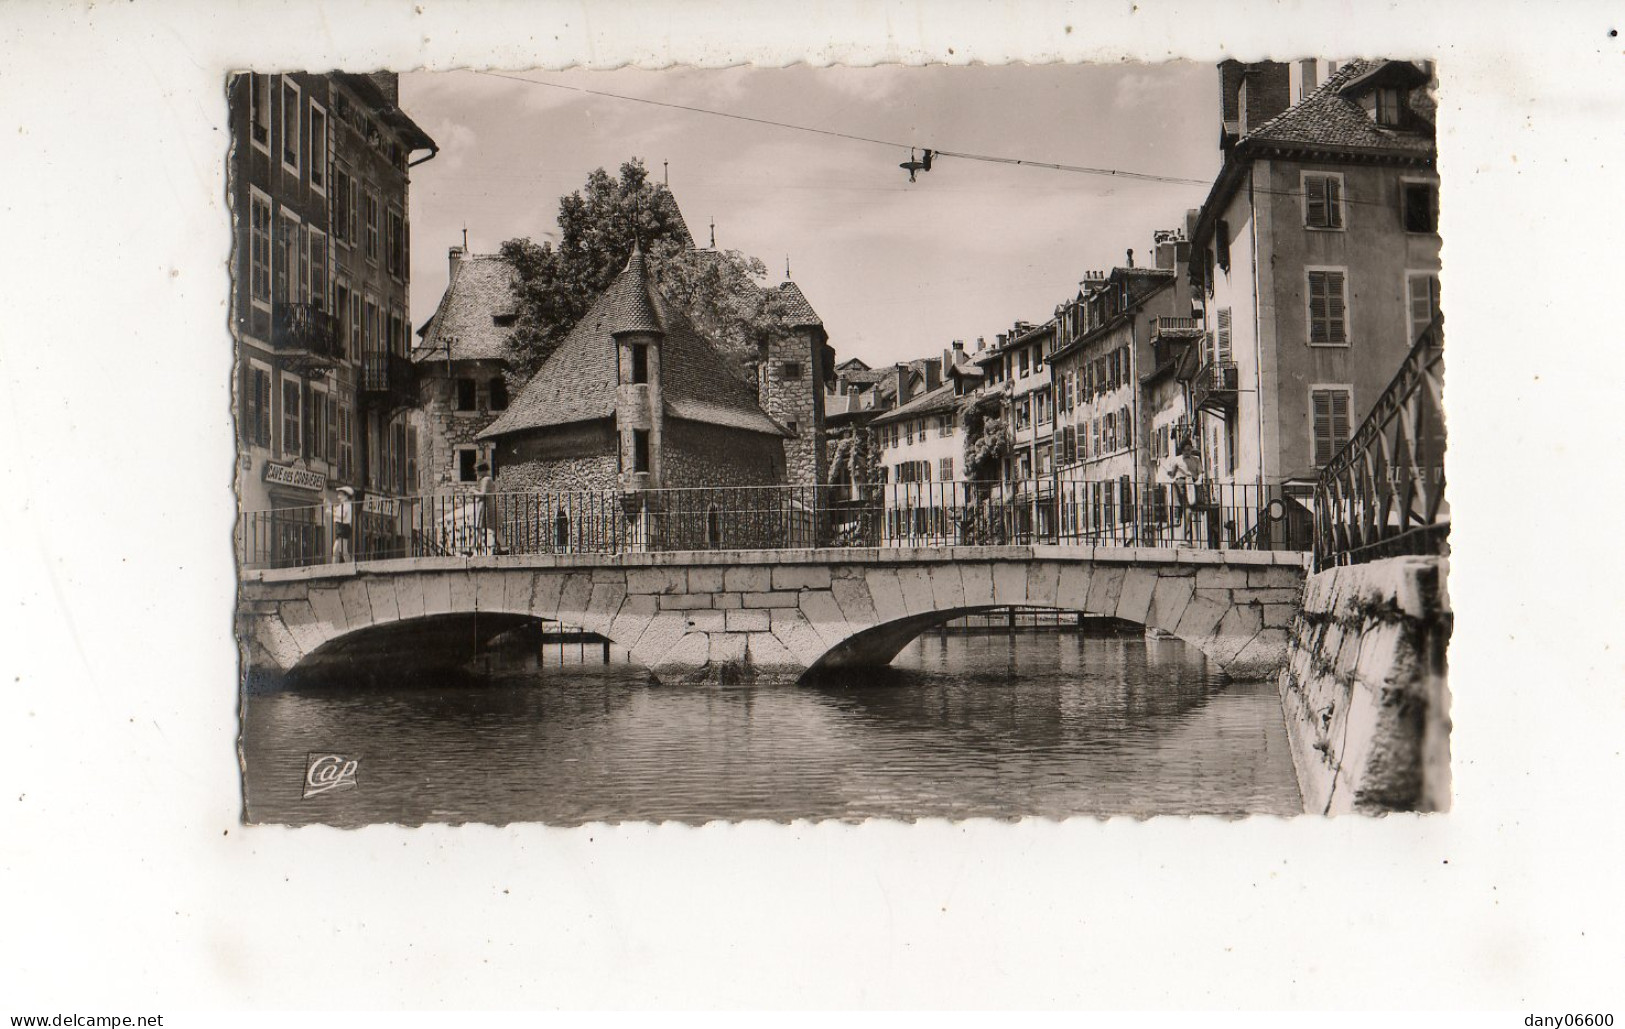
[402,63,1220,368]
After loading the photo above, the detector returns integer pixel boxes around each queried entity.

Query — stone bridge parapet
[240,546,1309,686]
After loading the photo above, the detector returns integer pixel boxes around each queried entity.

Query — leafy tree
[961,393,1011,482]
[959,393,1013,544]
[827,425,882,492]
[500,158,798,383]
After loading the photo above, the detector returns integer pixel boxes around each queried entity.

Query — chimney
[1219,60,1290,145]
[952,339,964,352]
[449,244,466,281]
[1126,248,1135,269]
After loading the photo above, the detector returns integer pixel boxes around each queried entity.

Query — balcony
[1150,315,1204,341]
[1190,359,1239,413]
[270,302,340,373]
[360,350,418,410]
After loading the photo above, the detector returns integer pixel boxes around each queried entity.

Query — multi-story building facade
[977,322,1056,483]
[975,322,1057,537]
[1048,246,1191,542]
[230,72,435,560]
[1188,58,1440,506]
[868,344,982,542]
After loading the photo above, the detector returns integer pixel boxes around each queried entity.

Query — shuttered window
[333,169,351,245]
[1216,308,1233,362]
[281,378,301,456]
[244,366,272,448]
[1307,270,1348,344]
[1407,272,1441,343]
[1304,173,1344,229]
[309,388,324,462]
[249,191,272,305]
[1312,387,1353,466]
[337,403,353,480]
[939,457,954,481]
[280,80,300,171]
[326,396,339,462]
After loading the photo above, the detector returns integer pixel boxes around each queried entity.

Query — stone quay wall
[1277,556,1451,814]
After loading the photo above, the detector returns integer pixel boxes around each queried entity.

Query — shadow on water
[241,629,1302,826]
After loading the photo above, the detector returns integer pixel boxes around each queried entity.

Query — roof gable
[413,254,520,364]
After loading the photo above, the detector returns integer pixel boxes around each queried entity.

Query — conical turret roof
[601,243,667,336]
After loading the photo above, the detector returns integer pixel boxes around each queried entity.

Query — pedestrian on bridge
[331,485,355,564]
[476,462,503,555]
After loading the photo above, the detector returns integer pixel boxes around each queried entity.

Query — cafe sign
[263,461,326,492]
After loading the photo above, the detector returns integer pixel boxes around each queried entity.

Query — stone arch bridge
[239,546,1307,687]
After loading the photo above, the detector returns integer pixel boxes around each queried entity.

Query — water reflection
[241,632,1302,825]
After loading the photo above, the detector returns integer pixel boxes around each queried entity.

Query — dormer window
[1374,87,1403,127]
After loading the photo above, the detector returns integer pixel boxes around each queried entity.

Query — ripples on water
[241,632,1303,826]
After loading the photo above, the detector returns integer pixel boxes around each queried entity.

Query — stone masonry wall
[418,358,507,493]
[1277,556,1451,814]
[662,419,784,489]
[758,327,827,490]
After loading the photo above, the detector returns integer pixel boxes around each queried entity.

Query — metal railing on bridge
[237,478,1314,572]
[1313,317,1448,570]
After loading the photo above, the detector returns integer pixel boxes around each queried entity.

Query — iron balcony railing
[1313,318,1447,570]
[238,478,1314,572]
[269,302,340,367]
[1190,358,1239,413]
[360,350,416,408]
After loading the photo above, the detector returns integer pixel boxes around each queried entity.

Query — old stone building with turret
[477,244,792,492]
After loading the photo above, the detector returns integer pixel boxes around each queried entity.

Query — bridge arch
[239,549,1306,688]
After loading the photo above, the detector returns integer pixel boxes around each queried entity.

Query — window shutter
[1331,389,1351,452]
[1313,390,1334,465]
[257,371,271,447]
[1327,176,1343,228]
[1326,271,1346,342]
[302,383,313,458]
[1306,178,1326,227]
[1217,308,1232,362]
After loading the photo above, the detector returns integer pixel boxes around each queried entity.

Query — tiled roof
[656,188,695,249]
[1241,59,1434,158]
[479,249,785,441]
[413,253,519,364]
[869,382,963,426]
[837,367,888,387]
[601,244,667,336]
[774,281,823,327]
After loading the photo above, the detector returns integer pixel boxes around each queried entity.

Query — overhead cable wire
[469,70,1433,210]
[473,70,1211,189]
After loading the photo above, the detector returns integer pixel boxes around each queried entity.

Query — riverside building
[230,72,436,561]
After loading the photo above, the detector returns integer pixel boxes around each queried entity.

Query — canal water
[241,632,1303,826]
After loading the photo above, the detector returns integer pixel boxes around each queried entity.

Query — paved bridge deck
[240,545,1309,687]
